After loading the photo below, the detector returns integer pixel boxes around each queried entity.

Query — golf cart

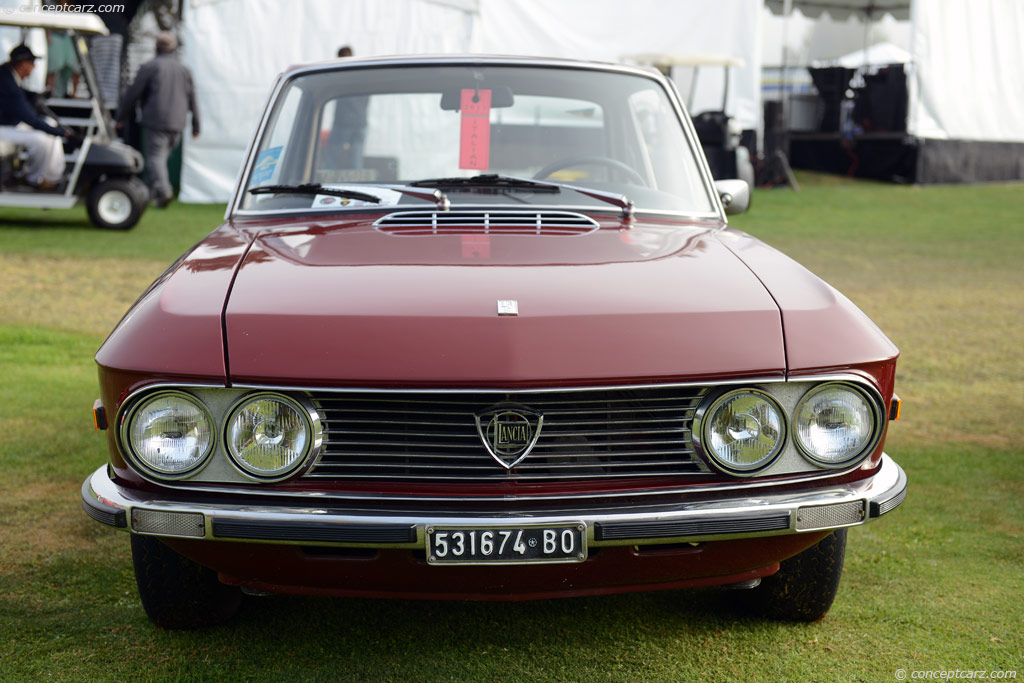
[623,53,755,191]
[0,10,148,230]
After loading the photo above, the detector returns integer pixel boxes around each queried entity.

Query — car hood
[223,216,786,386]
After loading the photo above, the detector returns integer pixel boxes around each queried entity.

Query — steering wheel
[532,155,648,187]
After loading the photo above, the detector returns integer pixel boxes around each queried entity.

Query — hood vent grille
[374,210,600,236]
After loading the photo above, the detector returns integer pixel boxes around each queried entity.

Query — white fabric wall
[180,0,476,202]
[472,0,762,131]
[908,0,1024,142]
[180,0,760,203]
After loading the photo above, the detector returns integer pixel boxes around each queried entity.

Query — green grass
[1,176,1022,681]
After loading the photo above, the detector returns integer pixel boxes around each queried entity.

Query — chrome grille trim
[374,210,600,236]
[307,387,706,482]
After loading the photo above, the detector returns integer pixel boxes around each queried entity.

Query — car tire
[87,178,147,230]
[747,529,847,622]
[130,534,242,629]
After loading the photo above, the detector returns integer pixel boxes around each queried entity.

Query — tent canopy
[765,0,910,20]
[814,41,910,68]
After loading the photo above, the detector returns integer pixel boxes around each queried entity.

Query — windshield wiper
[409,173,633,218]
[248,183,383,204]
[409,174,561,193]
[248,183,451,211]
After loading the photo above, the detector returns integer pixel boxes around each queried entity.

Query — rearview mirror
[715,179,750,215]
[440,86,515,111]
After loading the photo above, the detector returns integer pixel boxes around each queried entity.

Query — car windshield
[239,63,716,215]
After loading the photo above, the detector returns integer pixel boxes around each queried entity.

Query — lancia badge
[496,300,518,316]
[475,406,543,469]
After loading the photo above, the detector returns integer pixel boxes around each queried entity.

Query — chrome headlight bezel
[693,388,789,476]
[793,382,884,469]
[119,390,216,480]
[223,392,321,482]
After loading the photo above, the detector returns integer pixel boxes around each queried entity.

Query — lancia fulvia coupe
[82,55,905,628]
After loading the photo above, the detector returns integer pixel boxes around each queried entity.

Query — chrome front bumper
[82,454,907,548]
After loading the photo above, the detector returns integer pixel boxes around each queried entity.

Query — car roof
[278,54,665,79]
[0,10,109,35]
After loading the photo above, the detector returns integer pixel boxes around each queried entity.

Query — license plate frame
[426,522,587,566]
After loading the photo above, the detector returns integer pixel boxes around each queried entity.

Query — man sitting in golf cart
[0,44,73,190]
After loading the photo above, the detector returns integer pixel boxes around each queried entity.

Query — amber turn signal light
[889,395,901,421]
[93,399,107,430]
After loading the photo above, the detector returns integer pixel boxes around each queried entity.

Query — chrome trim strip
[869,464,908,517]
[228,376,784,395]
[373,209,601,235]
[82,455,906,547]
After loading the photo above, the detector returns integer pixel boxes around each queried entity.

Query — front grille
[374,210,600,236]
[306,387,707,482]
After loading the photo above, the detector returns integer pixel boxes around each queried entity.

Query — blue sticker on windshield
[250,146,282,186]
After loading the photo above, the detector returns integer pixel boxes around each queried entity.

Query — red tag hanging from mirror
[459,89,491,170]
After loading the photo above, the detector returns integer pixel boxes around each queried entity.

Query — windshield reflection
[240,63,715,216]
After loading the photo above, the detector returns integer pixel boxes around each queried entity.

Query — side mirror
[715,179,750,215]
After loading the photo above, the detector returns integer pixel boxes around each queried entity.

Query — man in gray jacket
[117,32,199,207]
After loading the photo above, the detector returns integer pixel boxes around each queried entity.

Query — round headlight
[125,392,214,477]
[698,389,786,475]
[226,393,313,479]
[794,383,878,467]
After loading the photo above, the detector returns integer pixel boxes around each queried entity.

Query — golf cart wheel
[131,534,242,629]
[87,178,146,230]
[747,529,847,622]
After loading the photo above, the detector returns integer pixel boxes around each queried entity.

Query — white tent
[769,0,1024,183]
[178,0,763,202]
[815,41,911,68]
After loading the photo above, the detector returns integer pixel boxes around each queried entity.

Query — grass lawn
[1,178,1021,681]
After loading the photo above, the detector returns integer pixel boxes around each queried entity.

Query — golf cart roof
[622,53,746,69]
[0,10,109,35]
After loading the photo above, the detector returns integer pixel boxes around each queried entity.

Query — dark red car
[83,56,905,628]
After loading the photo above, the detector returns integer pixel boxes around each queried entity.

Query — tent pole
[863,6,873,66]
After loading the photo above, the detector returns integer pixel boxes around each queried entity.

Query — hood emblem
[475,406,543,469]
[496,300,518,316]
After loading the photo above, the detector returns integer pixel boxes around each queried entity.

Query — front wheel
[746,529,847,621]
[130,534,242,629]
[87,178,147,230]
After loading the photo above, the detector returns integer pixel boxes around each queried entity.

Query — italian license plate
[426,523,587,565]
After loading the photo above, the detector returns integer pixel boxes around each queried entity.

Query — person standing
[117,32,199,207]
[46,30,80,98]
[0,44,72,190]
